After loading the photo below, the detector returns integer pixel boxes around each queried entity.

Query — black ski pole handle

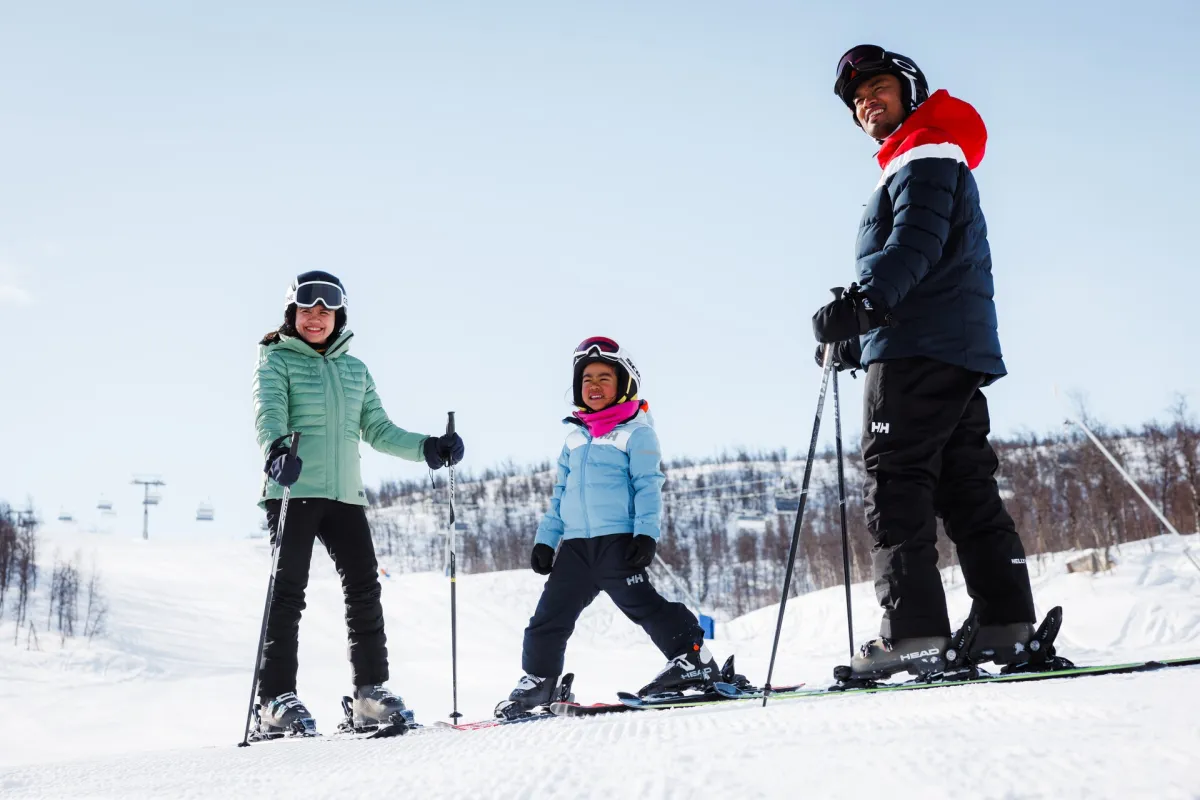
[268,432,302,457]
[830,286,845,300]
[446,411,455,437]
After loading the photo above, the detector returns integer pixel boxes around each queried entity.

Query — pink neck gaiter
[574,399,642,438]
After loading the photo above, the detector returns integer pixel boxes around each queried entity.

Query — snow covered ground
[1,525,1198,799]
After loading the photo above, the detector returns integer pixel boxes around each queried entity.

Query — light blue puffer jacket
[534,410,664,548]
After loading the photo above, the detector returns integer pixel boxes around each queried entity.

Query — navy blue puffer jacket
[855,90,1006,381]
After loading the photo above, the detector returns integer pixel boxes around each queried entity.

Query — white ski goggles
[289,281,346,310]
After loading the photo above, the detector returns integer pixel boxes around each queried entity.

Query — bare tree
[0,504,15,617]
[1174,397,1200,533]
[83,563,108,641]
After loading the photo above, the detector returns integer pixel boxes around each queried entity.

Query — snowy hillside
[1,526,1199,799]
[367,423,1200,621]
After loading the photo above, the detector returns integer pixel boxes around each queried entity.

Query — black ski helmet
[284,270,347,336]
[834,45,929,124]
[285,270,347,309]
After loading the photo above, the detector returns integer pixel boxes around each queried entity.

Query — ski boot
[338,685,415,738]
[970,622,1036,665]
[832,635,951,687]
[987,607,1074,673]
[494,673,575,721]
[251,692,318,741]
[638,642,719,697]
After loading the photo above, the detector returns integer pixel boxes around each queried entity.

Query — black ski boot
[838,635,951,683]
[252,692,317,740]
[638,642,719,697]
[494,673,574,720]
[969,623,1036,665]
[992,607,1074,673]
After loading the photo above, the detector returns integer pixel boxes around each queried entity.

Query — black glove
[423,432,465,470]
[264,448,303,487]
[624,535,657,569]
[814,339,863,372]
[812,283,890,344]
[530,543,555,575]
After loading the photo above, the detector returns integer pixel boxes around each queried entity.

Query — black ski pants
[861,357,1036,639]
[259,498,388,700]
[522,534,703,678]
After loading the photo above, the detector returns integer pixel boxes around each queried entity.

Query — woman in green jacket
[251,270,464,736]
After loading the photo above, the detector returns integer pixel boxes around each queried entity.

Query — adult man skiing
[811,46,1038,679]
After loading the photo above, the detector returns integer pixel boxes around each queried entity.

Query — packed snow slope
[1,526,1199,799]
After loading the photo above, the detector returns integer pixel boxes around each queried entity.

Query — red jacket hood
[876,90,987,171]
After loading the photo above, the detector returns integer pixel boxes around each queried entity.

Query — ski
[817,656,1200,698]
[434,712,561,731]
[440,673,576,730]
[739,662,1200,710]
[614,681,808,711]
[549,700,640,718]
[611,656,1200,712]
[551,679,807,717]
[603,654,805,713]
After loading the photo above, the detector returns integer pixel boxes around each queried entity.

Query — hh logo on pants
[871,421,890,434]
[626,574,644,586]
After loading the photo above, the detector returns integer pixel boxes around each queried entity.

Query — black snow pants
[258,498,388,700]
[521,534,703,678]
[861,357,1036,639]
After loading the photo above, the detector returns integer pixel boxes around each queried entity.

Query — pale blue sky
[3,1,1198,539]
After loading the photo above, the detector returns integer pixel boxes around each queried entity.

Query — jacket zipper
[323,354,343,502]
[579,439,591,537]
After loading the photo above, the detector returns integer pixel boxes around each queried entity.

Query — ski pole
[824,287,855,661]
[763,346,834,708]
[833,366,854,660]
[239,431,300,747]
[445,412,462,725]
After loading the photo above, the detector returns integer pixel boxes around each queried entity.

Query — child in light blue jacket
[495,337,718,718]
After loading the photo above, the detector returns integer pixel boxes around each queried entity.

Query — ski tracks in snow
[2,669,1197,800]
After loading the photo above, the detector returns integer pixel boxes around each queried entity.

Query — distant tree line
[0,504,38,636]
[1,503,107,648]
[367,400,1200,617]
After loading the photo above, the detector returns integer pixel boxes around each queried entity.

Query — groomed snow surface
[2,526,1199,799]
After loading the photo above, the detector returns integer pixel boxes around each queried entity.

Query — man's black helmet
[834,44,929,119]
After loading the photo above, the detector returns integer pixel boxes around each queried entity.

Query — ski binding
[337,696,416,739]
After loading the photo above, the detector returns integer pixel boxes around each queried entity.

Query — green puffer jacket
[252,330,430,506]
